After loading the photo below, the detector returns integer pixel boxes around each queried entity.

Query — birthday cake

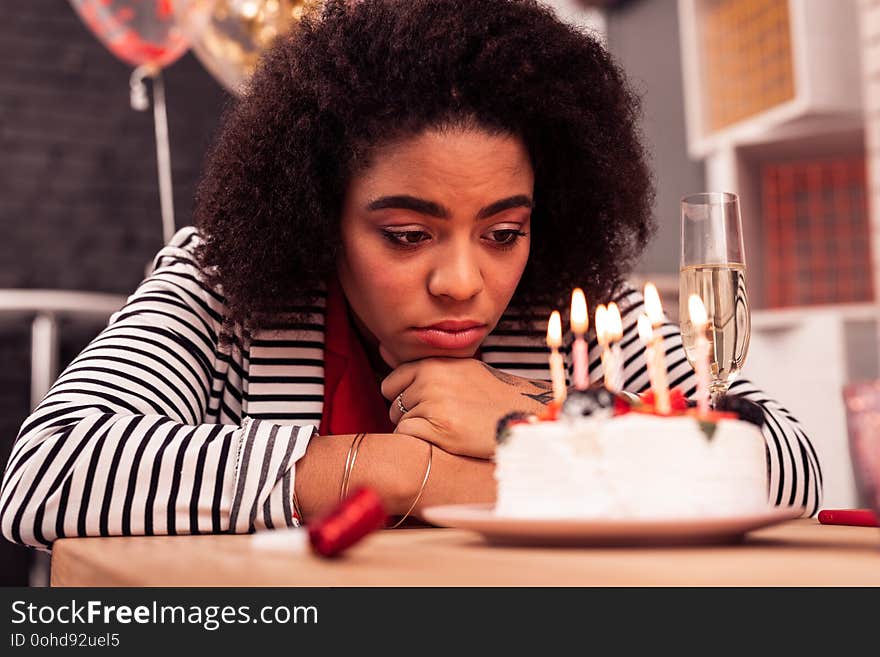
[494,390,770,519]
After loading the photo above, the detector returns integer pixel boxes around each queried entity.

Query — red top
[318,278,396,437]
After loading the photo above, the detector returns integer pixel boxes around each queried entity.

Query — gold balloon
[173,0,322,95]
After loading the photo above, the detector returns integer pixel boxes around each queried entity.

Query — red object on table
[817,509,879,527]
[308,487,387,558]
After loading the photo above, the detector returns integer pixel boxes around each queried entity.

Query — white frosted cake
[495,411,770,519]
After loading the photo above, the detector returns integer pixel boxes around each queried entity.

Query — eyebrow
[365,194,533,220]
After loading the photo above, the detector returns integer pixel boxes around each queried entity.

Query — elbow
[0,427,62,549]
[0,479,54,550]
[0,475,36,549]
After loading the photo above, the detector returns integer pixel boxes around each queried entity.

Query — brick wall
[0,1,228,584]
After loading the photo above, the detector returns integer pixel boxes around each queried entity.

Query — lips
[412,320,488,349]
[424,320,484,331]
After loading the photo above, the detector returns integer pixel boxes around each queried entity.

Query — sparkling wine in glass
[679,192,751,406]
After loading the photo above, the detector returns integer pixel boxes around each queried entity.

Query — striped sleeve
[0,228,315,549]
[568,284,823,518]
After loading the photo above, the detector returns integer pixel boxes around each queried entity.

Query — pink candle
[688,294,711,415]
[570,288,589,390]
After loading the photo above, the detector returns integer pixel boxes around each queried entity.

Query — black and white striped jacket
[0,227,822,549]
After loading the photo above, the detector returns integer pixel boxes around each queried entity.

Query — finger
[395,416,441,444]
[380,361,420,400]
[388,383,425,425]
[382,356,460,400]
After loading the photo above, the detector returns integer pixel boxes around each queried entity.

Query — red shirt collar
[318,278,396,436]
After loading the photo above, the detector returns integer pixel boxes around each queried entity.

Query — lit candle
[606,302,624,393]
[595,304,607,386]
[546,310,567,404]
[570,288,589,390]
[688,294,711,416]
[637,314,657,397]
[595,304,608,348]
[643,283,670,414]
[644,283,664,328]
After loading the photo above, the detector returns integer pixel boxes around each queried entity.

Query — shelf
[679,0,863,159]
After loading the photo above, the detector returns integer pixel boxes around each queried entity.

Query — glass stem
[709,385,727,409]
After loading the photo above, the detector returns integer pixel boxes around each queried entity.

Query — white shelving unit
[862,0,880,317]
[677,0,867,310]
[679,0,863,160]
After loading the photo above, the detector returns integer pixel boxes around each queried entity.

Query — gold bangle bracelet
[339,433,359,502]
[339,433,358,502]
[342,432,366,501]
[388,443,432,529]
[339,433,366,502]
[291,487,304,524]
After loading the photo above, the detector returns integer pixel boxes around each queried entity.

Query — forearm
[725,378,822,515]
[294,433,496,522]
[0,412,312,547]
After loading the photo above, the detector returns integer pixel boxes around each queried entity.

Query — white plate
[421,504,803,547]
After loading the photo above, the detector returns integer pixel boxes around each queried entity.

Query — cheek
[352,249,416,298]
[341,234,422,310]
[487,244,530,302]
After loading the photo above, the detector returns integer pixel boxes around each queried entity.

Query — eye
[381,229,431,246]
[486,229,528,246]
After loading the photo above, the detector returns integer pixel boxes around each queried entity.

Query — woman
[1,0,820,549]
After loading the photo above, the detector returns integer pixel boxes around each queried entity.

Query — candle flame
[547,310,562,348]
[595,304,607,345]
[570,288,588,335]
[644,282,664,326]
[688,294,708,327]
[637,314,653,344]
[607,302,623,341]
[240,1,260,19]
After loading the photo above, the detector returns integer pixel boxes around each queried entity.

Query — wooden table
[51,519,880,587]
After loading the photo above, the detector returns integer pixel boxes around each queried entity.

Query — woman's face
[337,127,534,366]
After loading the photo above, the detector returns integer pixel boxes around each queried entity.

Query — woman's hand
[380,358,553,458]
[414,444,496,516]
[294,432,496,521]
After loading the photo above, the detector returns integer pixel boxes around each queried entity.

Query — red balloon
[69,0,189,69]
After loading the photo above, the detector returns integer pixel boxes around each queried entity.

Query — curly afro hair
[194,0,655,335]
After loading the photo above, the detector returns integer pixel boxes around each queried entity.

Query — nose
[427,244,484,301]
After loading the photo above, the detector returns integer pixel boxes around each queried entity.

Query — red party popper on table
[817,509,879,527]
[251,487,387,558]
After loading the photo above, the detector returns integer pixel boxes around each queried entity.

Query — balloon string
[130,65,176,245]
[151,71,176,245]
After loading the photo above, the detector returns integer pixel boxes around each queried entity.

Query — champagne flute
[679,192,750,406]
